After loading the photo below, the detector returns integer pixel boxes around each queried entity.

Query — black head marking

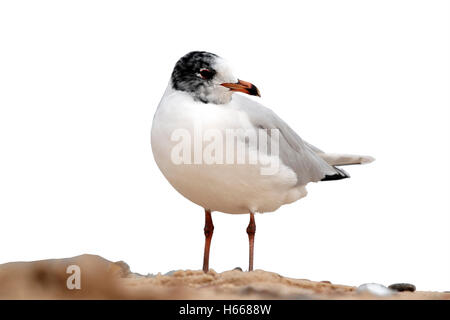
[171,51,219,102]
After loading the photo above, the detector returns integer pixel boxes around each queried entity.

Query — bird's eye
[199,68,214,80]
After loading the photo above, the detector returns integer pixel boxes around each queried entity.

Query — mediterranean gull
[151,51,374,272]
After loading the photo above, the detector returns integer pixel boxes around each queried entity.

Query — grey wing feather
[303,140,324,154]
[234,95,342,186]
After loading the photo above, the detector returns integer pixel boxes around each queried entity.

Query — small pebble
[164,270,178,276]
[357,283,395,297]
[233,267,243,272]
[114,261,131,274]
[388,283,416,292]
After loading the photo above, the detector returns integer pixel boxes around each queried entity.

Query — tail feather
[318,153,375,166]
[319,153,374,182]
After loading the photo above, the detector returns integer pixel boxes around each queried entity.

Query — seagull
[151,51,374,272]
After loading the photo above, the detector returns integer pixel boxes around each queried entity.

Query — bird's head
[170,51,260,104]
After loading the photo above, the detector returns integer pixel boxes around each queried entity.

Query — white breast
[151,88,308,214]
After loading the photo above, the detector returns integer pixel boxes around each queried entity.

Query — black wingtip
[321,167,350,182]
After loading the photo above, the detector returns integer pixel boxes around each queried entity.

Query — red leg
[202,209,214,273]
[246,212,256,271]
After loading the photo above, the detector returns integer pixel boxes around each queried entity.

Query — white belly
[151,91,308,214]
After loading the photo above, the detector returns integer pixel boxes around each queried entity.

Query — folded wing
[234,95,374,186]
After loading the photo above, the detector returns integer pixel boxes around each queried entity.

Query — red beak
[220,79,261,97]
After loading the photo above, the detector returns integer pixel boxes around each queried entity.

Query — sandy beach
[0,254,447,300]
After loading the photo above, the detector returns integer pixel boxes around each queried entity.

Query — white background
[0,1,449,291]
